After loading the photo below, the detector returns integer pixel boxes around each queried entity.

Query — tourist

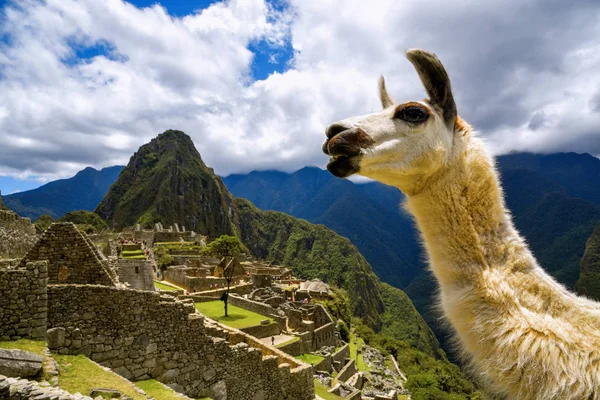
[271,336,275,346]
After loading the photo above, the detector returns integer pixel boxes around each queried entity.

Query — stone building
[0,209,37,259]
[19,223,117,286]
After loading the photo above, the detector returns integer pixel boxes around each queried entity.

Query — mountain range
[223,152,600,346]
[3,166,124,220]
[2,132,599,380]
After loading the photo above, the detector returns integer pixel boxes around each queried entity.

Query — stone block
[113,366,132,380]
[202,367,216,381]
[0,349,43,378]
[159,369,179,382]
[90,388,122,398]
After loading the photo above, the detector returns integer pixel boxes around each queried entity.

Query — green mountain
[3,166,124,220]
[92,130,476,398]
[95,130,239,237]
[577,222,600,300]
[223,153,600,357]
[224,168,420,288]
[235,198,476,397]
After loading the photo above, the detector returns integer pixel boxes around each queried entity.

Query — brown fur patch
[454,115,471,135]
[355,127,375,147]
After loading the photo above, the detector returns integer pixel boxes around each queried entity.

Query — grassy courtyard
[194,301,274,329]
[0,338,46,355]
[314,379,344,400]
[295,353,325,365]
[53,354,146,399]
[121,250,146,259]
[154,280,179,291]
[136,379,201,400]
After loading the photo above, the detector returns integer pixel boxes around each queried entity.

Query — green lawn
[0,339,47,355]
[194,301,274,329]
[275,336,300,348]
[53,354,146,399]
[348,334,368,371]
[136,379,194,400]
[313,380,344,400]
[295,353,325,365]
[121,250,146,259]
[154,280,178,291]
[154,242,204,252]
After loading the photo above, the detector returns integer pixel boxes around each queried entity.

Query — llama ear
[378,76,395,108]
[405,49,456,126]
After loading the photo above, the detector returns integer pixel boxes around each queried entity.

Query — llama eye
[394,106,429,123]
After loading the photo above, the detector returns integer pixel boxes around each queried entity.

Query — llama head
[323,49,464,194]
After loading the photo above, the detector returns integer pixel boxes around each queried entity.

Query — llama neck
[405,145,517,287]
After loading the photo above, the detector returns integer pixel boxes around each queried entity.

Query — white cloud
[0,0,599,182]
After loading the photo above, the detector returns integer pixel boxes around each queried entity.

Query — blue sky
[0,0,294,195]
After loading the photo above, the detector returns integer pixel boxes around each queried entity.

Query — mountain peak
[95,130,237,236]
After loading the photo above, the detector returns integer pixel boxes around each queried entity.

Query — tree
[34,214,54,231]
[204,235,244,316]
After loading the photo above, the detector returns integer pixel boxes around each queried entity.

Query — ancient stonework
[0,260,47,341]
[0,210,37,259]
[0,375,94,400]
[115,259,154,290]
[47,285,314,400]
[19,223,117,286]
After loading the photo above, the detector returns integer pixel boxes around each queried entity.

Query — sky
[1,0,600,194]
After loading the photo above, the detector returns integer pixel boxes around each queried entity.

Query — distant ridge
[3,166,124,220]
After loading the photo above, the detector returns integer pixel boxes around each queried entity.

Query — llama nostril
[322,141,330,155]
[326,123,351,139]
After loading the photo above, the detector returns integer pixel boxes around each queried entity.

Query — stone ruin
[0,221,315,400]
[19,222,118,286]
[0,209,37,259]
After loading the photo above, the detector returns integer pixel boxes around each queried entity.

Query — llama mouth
[327,155,361,178]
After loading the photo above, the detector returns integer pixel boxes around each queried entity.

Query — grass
[154,242,204,252]
[53,354,146,399]
[0,339,47,355]
[194,301,274,329]
[295,353,325,365]
[121,250,146,259]
[313,379,344,400]
[136,379,191,400]
[348,334,368,371]
[154,280,179,291]
[154,241,196,246]
[275,336,300,348]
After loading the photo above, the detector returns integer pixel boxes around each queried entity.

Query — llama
[323,49,600,399]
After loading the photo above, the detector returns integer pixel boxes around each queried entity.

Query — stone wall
[277,338,305,357]
[313,354,333,374]
[228,295,277,317]
[312,304,333,329]
[0,260,47,341]
[313,322,337,349]
[164,266,242,292]
[0,375,93,399]
[47,285,313,400]
[116,259,155,291]
[239,322,280,339]
[0,210,37,259]
[154,231,196,243]
[331,344,350,370]
[19,223,116,286]
[336,359,357,383]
